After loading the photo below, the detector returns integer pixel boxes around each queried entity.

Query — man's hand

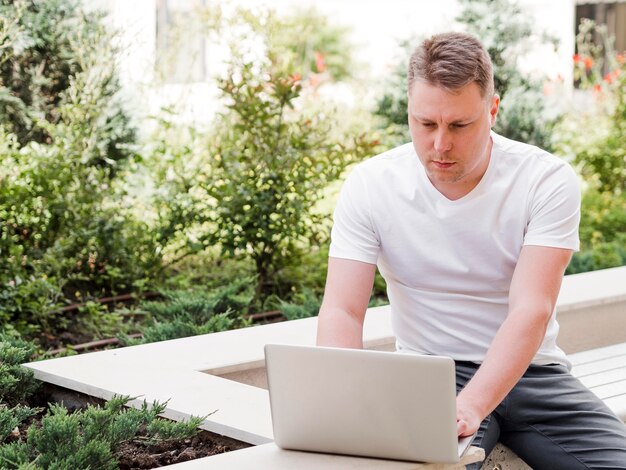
[456,396,483,437]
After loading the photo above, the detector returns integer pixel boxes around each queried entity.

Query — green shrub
[206,59,376,299]
[0,396,204,469]
[0,405,38,442]
[0,0,135,158]
[137,5,372,307]
[121,281,254,345]
[0,0,165,339]
[277,288,322,321]
[555,22,626,273]
[555,20,625,195]
[0,332,39,407]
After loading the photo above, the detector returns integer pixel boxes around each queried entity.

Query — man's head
[407,32,495,98]
[407,32,499,201]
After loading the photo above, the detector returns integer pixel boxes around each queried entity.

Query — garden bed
[5,384,250,469]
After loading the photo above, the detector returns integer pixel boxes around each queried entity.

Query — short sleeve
[329,166,380,264]
[523,161,580,251]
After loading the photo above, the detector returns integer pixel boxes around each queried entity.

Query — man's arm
[456,245,573,436]
[316,257,377,349]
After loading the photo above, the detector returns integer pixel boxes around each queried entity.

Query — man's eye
[421,122,435,128]
[452,123,468,129]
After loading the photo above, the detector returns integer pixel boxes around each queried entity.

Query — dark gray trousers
[456,361,626,470]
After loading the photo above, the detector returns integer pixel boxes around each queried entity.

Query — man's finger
[457,418,467,437]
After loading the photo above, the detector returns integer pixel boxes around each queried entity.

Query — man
[316,32,626,469]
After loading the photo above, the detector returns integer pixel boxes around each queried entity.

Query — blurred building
[84,0,624,126]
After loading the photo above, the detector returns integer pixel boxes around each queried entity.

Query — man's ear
[489,94,500,127]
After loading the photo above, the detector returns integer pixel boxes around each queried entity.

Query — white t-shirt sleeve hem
[522,238,580,252]
[328,250,378,265]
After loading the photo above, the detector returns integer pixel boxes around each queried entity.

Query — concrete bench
[570,341,626,420]
[22,266,626,468]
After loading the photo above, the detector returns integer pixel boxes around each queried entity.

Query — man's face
[408,81,499,200]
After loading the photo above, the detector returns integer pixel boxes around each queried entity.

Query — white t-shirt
[329,132,580,367]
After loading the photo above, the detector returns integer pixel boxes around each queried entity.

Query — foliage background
[0,0,624,350]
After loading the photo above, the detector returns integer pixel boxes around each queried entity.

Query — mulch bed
[116,430,250,468]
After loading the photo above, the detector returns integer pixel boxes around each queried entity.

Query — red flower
[593,83,602,93]
[573,54,581,64]
[584,57,594,70]
[604,69,621,83]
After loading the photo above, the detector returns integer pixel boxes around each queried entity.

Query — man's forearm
[316,306,364,349]
[455,245,573,436]
[457,308,549,420]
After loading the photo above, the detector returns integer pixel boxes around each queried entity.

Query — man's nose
[433,129,452,153]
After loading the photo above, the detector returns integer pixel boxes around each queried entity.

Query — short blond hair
[408,32,494,97]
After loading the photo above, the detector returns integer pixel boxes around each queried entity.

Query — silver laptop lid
[264,344,465,463]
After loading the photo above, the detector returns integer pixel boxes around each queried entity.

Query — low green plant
[121,281,254,345]
[277,288,322,321]
[126,314,241,345]
[0,332,39,407]
[0,405,38,442]
[0,395,205,469]
[75,302,128,341]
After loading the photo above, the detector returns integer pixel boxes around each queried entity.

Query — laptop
[264,344,475,464]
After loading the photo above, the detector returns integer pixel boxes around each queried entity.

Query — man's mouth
[433,161,455,169]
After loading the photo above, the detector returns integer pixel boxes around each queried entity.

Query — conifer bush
[120,280,254,345]
[0,396,204,469]
[0,332,39,407]
[0,405,38,442]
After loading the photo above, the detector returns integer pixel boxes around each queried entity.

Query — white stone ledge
[556,266,626,312]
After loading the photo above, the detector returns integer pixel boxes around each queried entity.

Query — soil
[115,430,250,468]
